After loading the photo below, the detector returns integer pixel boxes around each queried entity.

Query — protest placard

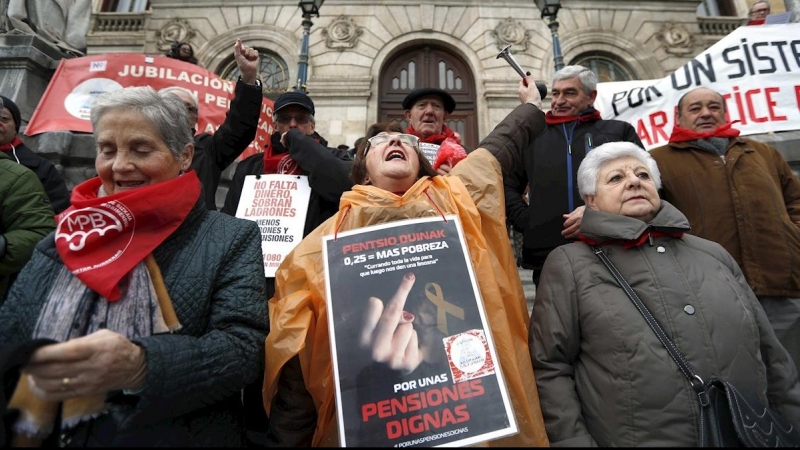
[322,215,517,447]
[235,174,310,277]
[419,142,440,166]
[595,23,800,150]
[25,53,275,160]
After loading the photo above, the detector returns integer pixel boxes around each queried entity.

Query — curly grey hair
[577,141,661,197]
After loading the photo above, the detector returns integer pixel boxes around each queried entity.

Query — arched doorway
[378,45,478,149]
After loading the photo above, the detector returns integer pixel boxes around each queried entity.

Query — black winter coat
[0,197,269,447]
[3,141,70,214]
[222,129,352,240]
[504,108,641,278]
[191,80,262,210]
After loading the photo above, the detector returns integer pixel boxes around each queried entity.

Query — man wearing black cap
[222,90,351,447]
[222,91,352,251]
[402,87,467,175]
[0,96,70,214]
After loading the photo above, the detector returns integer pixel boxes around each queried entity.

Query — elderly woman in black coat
[0,86,267,446]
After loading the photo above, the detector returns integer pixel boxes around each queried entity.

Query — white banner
[235,174,311,277]
[595,23,800,150]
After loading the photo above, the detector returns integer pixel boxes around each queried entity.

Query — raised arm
[208,39,262,170]
[475,77,545,174]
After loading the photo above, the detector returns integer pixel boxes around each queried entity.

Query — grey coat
[0,197,268,446]
[529,201,800,447]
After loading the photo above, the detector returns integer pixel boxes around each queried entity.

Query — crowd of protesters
[1,11,799,446]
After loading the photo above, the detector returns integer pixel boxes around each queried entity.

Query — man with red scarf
[504,66,641,286]
[402,87,468,175]
[221,91,352,446]
[0,95,70,213]
[651,86,800,370]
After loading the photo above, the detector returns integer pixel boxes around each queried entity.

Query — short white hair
[577,141,661,197]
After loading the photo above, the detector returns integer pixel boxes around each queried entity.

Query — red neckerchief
[406,124,461,145]
[544,109,603,125]
[579,229,685,249]
[668,121,741,143]
[433,137,468,171]
[262,133,304,175]
[54,171,201,301]
[0,136,23,152]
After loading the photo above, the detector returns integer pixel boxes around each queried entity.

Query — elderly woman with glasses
[261,77,551,447]
[0,86,268,446]
[529,141,800,446]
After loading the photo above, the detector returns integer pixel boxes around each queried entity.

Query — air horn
[496,44,547,100]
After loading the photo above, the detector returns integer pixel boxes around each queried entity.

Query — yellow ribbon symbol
[425,282,464,335]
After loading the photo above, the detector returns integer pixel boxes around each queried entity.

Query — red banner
[26,53,274,160]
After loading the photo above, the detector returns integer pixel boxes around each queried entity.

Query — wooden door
[378,45,477,149]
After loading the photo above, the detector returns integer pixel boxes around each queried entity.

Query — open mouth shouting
[385,149,407,161]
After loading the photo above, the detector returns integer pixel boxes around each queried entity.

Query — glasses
[185,104,198,114]
[364,133,420,156]
[275,113,311,125]
[749,8,769,17]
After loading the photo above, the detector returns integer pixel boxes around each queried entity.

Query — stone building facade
[2,0,794,204]
[86,0,758,151]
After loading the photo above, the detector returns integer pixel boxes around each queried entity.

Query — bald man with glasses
[160,38,262,210]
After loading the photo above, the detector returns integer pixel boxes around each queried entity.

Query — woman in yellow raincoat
[263,77,550,447]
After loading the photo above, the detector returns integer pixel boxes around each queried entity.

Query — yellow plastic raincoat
[263,103,550,447]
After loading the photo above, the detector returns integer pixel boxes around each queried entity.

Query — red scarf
[579,229,684,249]
[0,136,23,152]
[668,121,740,143]
[54,171,201,301]
[545,109,603,125]
[406,124,461,145]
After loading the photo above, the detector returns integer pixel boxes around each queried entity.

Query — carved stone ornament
[657,23,693,55]
[492,17,529,52]
[322,15,362,51]
[157,18,196,52]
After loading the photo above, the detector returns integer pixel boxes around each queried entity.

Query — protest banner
[25,53,274,160]
[235,174,310,277]
[322,215,517,447]
[594,23,800,150]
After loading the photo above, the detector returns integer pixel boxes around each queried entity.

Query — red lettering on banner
[745,89,768,123]
[765,87,787,121]
[724,86,789,125]
[649,110,670,143]
[636,119,653,148]
[795,85,800,112]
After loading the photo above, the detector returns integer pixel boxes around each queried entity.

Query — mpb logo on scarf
[54,173,201,300]
[56,201,135,272]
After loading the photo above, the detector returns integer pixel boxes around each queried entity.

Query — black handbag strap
[591,246,705,390]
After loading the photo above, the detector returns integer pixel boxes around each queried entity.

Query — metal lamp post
[536,0,564,71]
[294,0,324,93]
